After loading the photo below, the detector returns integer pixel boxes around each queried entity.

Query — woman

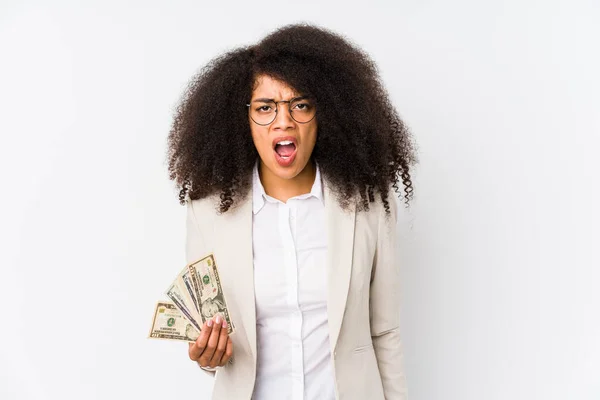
[167,23,417,400]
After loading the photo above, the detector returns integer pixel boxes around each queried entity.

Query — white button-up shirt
[251,164,335,400]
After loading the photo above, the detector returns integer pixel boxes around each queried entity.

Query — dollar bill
[148,301,200,342]
[188,254,234,335]
[165,282,202,333]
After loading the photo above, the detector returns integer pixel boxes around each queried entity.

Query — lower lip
[274,148,297,167]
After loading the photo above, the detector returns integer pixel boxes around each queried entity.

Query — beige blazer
[185,180,408,400]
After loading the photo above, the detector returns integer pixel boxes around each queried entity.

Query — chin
[270,163,303,180]
[263,156,306,179]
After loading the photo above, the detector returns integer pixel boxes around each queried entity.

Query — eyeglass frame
[246,96,317,126]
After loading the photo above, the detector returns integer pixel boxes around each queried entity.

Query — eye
[293,102,312,111]
[256,105,273,112]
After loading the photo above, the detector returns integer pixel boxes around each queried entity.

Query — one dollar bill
[148,301,200,342]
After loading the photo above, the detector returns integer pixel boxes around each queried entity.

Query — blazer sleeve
[185,200,217,377]
[370,196,408,399]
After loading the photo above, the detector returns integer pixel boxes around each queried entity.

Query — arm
[370,196,409,399]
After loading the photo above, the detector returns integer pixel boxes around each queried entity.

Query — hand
[188,315,233,369]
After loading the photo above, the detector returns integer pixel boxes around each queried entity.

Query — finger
[188,320,212,361]
[219,337,233,367]
[210,319,229,367]
[199,316,222,366]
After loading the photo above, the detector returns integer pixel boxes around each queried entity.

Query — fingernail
[215,315,221,324]
[222,320,227,328]
[207,319,213,327]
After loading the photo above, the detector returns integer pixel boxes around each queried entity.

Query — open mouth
[274,140,297,159]
[272,137,298,167]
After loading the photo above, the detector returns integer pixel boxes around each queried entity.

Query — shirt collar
[252,162,324,215]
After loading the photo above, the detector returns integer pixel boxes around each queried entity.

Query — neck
[259,160,316,203]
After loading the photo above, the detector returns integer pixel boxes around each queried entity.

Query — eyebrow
[251,95,309,103]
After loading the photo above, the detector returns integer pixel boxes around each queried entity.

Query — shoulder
[359,189,399,223]
[186,190,252,230]
[187,196,218,217]
[361,190,399,242]
[186,195,220,234]
[185,196,221,264]
[350,191,398,250]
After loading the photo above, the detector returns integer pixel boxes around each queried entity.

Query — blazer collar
[252,162,324,214]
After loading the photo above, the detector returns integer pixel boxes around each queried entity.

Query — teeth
[277,140,293,146]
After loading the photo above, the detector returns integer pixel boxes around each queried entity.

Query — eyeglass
[246,96,317,126]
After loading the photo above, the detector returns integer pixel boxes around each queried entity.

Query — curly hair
[167,23,418,214]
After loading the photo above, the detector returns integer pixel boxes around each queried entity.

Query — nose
[271,102,295,131]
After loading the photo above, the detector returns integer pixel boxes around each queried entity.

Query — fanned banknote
[188,254,234,335]
[150,253,234,342]
[148,301,200,342]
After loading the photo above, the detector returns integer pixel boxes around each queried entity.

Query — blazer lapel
[213,195,257,364]
[324,182,356,352]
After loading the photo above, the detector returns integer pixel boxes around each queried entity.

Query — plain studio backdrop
[0,0,598,399]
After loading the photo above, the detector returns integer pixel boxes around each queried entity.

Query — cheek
[250,127,270,152]
[303,125,318,150]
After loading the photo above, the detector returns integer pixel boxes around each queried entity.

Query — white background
[0,1,598,399]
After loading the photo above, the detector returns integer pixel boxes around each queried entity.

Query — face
[248,75,317,181]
